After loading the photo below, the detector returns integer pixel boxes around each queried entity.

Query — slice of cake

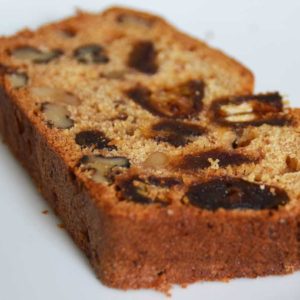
[2,6,299,293]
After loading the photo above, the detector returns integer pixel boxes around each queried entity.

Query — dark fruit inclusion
[126,79,205,119]
[118,175,181,205]
[75,130,116,150]
[177,149,256,170]
[151,119,205,147]
[211,92,290,128]
[128,40,158,74]
[187,177,289,211]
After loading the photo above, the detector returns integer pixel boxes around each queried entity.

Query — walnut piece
[32,87,80,106]
[41,102,74,129]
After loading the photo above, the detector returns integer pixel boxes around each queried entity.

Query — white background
[0,1,299,299]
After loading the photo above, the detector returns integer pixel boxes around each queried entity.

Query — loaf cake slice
[1,6,299,293]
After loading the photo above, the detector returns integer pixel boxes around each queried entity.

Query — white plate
[0,1,299,299]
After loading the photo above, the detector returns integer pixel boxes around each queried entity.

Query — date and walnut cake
[0,6,299,292]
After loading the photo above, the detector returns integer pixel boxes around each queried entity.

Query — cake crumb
[42,209,49,215]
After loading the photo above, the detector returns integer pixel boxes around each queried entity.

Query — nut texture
[41,102,74,129]
[31,87,80,105]
[11,46,63,63]
[6,72,28,89]
[79,155,130,184]
[211,93,290,127]
[74,44,109,64]
[116,13,153,27]
[143,152,169,168]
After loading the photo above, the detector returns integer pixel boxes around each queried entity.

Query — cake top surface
[1,7,299,217]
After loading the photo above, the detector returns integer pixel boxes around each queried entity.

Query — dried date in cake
[10,46,63,64]
[74,44,109,64]
[79,155,130,184]
[176,149,257,170]
[126,80,205,118]
[117,175,181,205]
[211,92,290,127]
[186,177,289,210]
[75,130,116,150]
[150,119,205,147]
[128,41,158,74]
